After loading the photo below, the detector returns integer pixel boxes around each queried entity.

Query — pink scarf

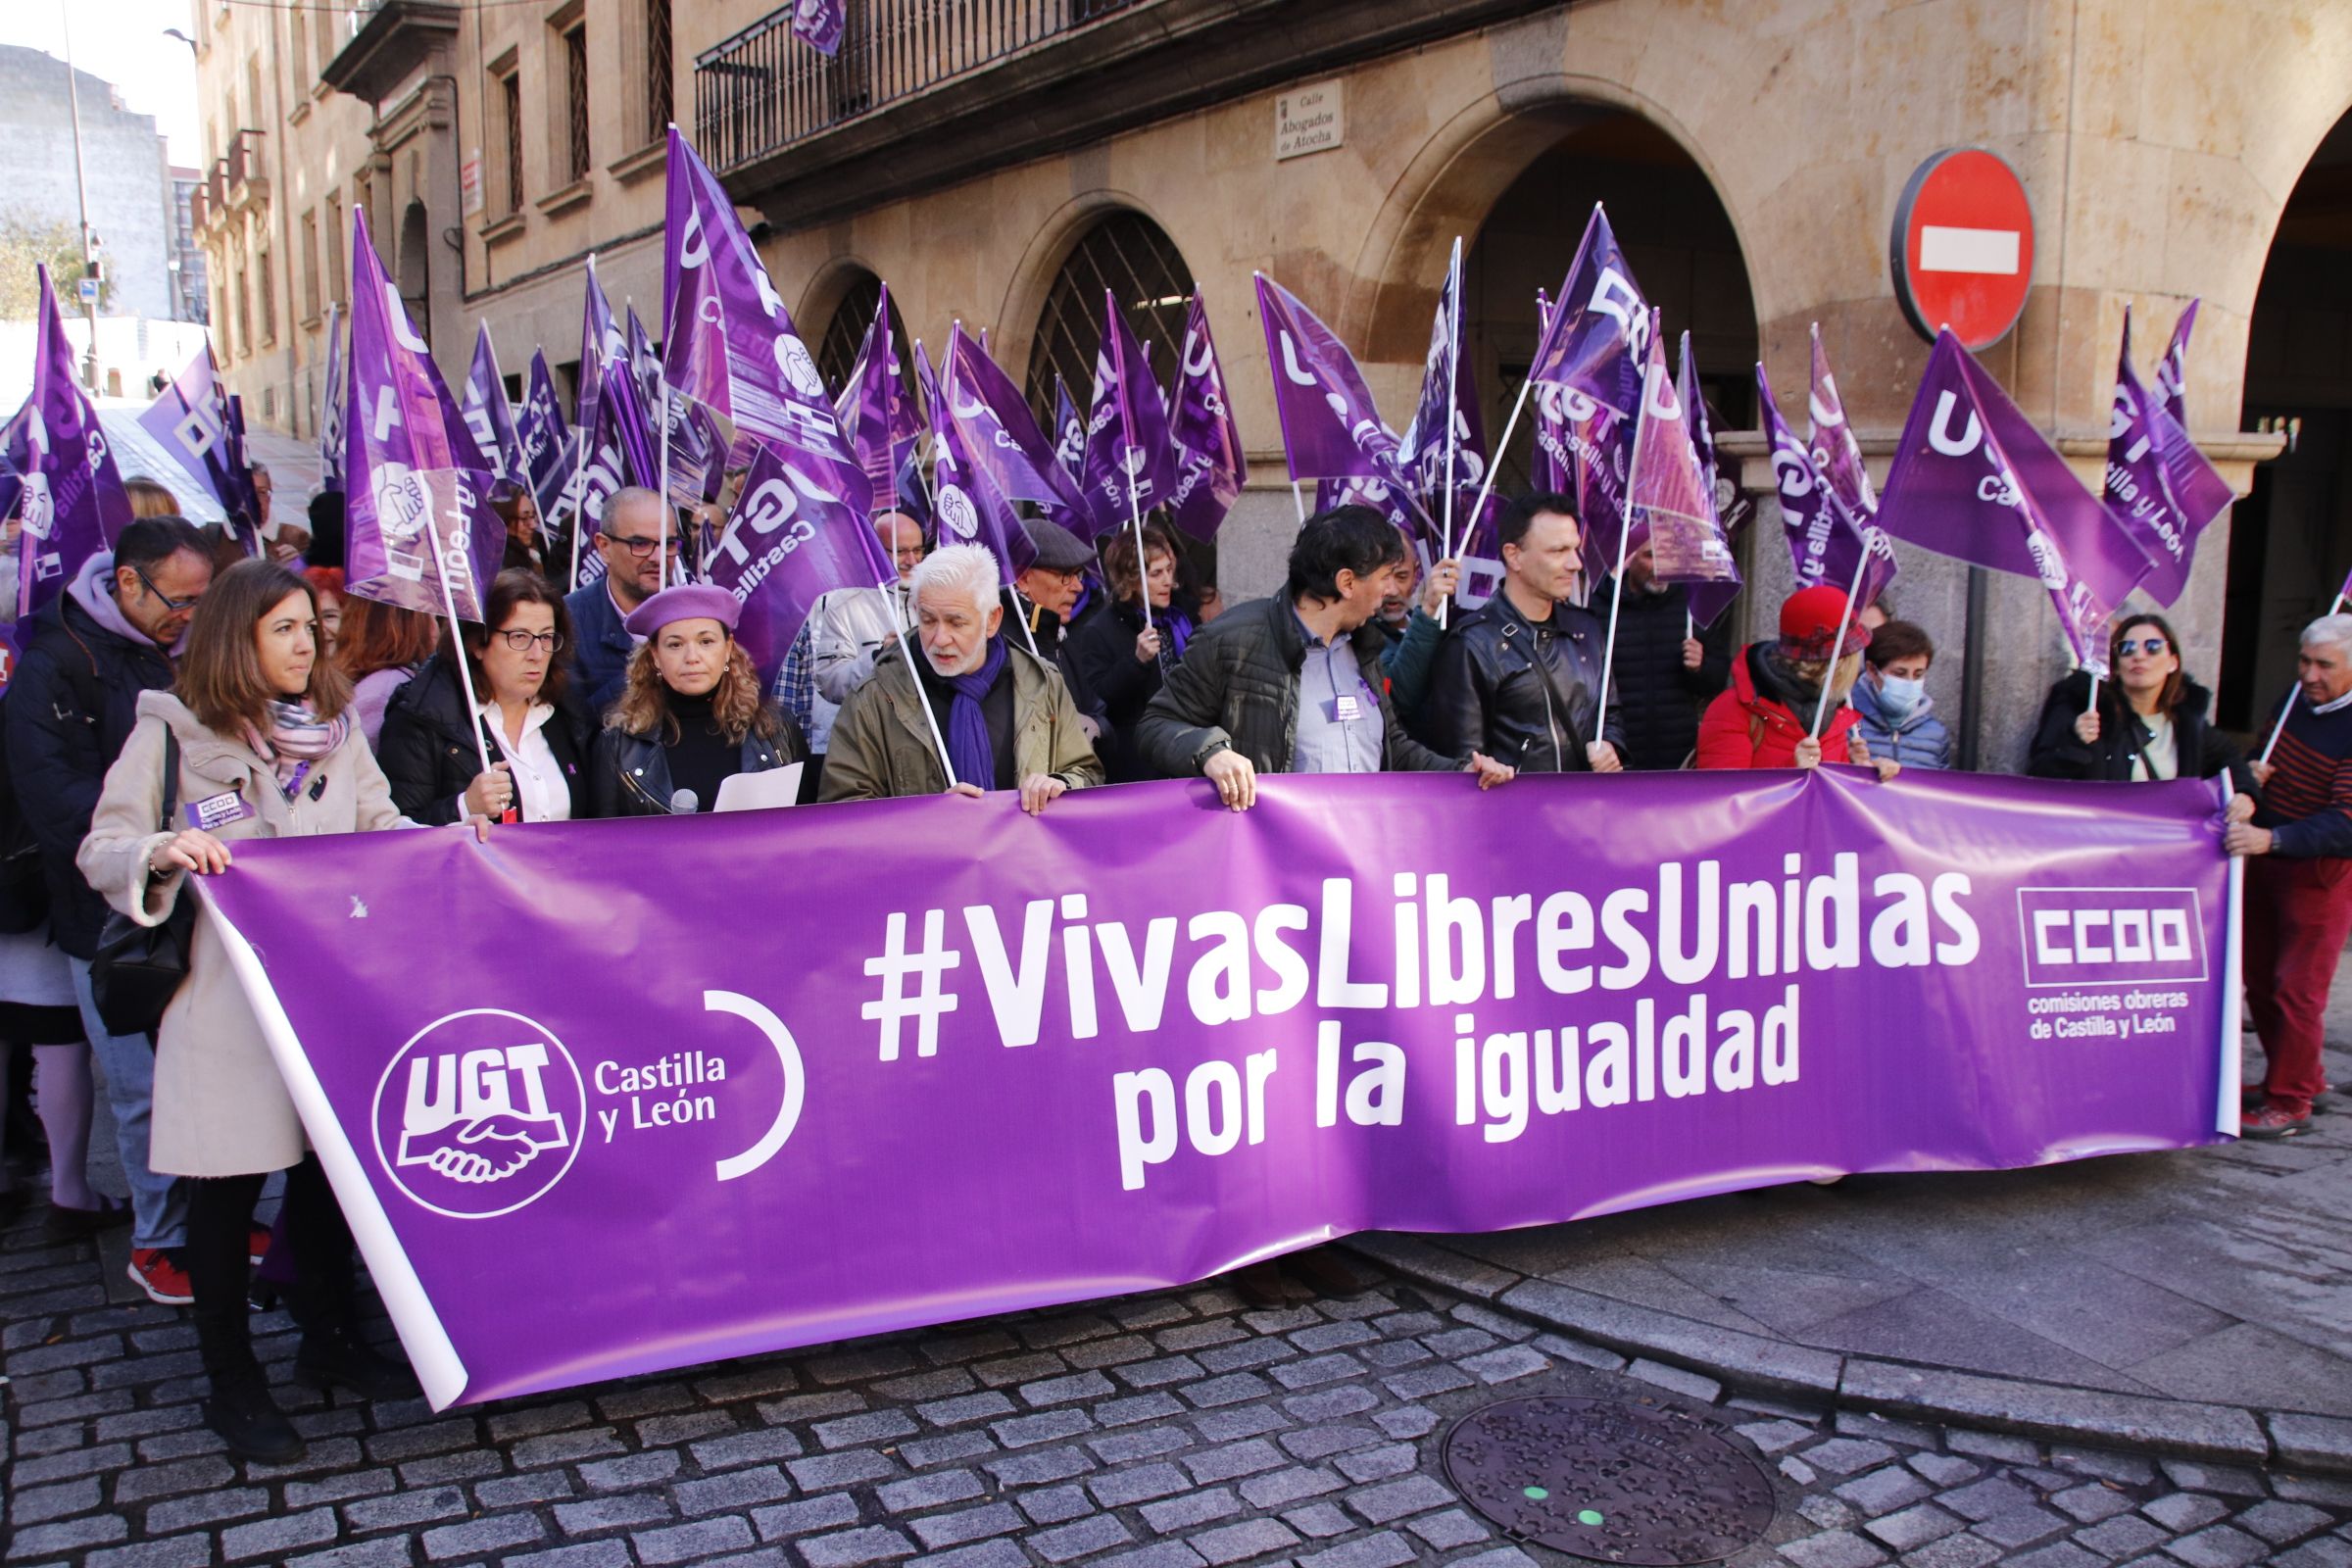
[242,701,351,799]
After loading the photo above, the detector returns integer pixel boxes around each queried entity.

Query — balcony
[321,0,462,103]
[198,159,230,237]
[227,128,270,213]
[694,0,1556,228]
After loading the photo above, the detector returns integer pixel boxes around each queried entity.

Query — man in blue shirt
[563,488,678,712]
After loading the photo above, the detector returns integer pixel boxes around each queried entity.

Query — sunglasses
[2116,637,2170,658]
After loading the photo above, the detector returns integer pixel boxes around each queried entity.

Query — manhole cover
[1443,1396,1776,1565]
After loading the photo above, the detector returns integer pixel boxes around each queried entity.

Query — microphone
[669,789,700,815]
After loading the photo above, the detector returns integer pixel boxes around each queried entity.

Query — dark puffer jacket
[376,658,596,824]
[1419,590,1626,771]
[1068,597,1192,783]
[1590,579,1732,769]
[1135,595,1461,778]
[2027,670,2251,789]
[6,587,175,956]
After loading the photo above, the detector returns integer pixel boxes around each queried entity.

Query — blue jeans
[69,956,187,1251]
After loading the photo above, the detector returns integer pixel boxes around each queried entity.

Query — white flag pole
[1125,466,1153,637]
[430,523,498,787]
[1461,375,1536,563]
[1808,536,1876,741]
[2258,689,2297,764]
[1592,393,1652,752]
[1290,480,1307,523]
[1438,236,1463,633]
[563,429,590,593]
[657,367,674,586]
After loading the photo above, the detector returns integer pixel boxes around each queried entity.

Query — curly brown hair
[608,635,782,746]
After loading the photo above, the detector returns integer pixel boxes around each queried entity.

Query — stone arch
[396,199,430,347]
[995,190,1190,418]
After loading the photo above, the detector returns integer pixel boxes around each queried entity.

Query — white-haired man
[820,544,1103,811]
[2226,612,2352,1138]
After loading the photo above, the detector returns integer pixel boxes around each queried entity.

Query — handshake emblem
[399,1108,570,1184]
[393,1038,572,1190]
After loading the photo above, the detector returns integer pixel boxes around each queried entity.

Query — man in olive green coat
[820,543,1104,810]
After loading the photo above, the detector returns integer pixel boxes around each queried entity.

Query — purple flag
[515,350,573,532]
[2155,300,2197,429]
[137,342,263,541]
[1679,334,1747,630]
[196,765,2236,1408]
[789,0,845,56]
[1879,329,2156,675]
[704,439,895,685]
[1528,290,1570,495]
[1759,360,1893,611]
[626,307,662,416]
[942,328,1091,531]
[1078,292,1178,535]
[921,334,1032,582]
[579,259,659,495]
[7,269,131,619]
[318,302,347,493]
[342,210,504,622]
[1624,318,1735,590]
[2103,308,2228,609]
[1396,238,1487,536]
[1053,376,1085,480]
[834,284,912,513]
[1165,291,1248,543]
[662,128,853,478]
[1808,325,1877,528]
[461,323,522,491]
[1251,273,1404,485]
[1528,206,1648,420]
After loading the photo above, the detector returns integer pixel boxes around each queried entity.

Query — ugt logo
[371,1009,586,1218]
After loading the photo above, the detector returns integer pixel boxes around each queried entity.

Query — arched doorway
[1023,211,1196,426]
[396,200,430,349]
[2222,107,2352,729]
[1464,110,1759,492]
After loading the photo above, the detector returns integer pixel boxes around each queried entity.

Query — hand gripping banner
[198,768,2239,1409]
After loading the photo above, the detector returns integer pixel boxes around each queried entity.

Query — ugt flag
[1759,358,1894,612]
[1529,209,1649,573]
[922,331,1033,581]
[7,268,132,619]
[705,439,897,686]
[578,257,658,495]
[461,322,522,490]
[790,0,845,56]
[942,328,1091,535]
[1078,291,1177,535]
[342,209,504,622]
[515,350,573,535]
[1252,272,1404,487]
[1395,237,1487,543]
[1878,328,2155,675]
[1165,290,1248,543]
[1678,334,1745,631]
[2104,307,2229,609]
[833,283,917,513]
[1808,325,1877,527]
[137,342,264,547]
[1623,314,1735,591]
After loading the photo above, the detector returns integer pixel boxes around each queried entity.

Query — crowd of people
[0,472,2346,1464]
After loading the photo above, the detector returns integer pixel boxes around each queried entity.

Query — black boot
[294,1324,419,1400]
[204,1362,304,1464]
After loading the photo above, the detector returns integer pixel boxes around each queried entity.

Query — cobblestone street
[7,1220,2352,1568]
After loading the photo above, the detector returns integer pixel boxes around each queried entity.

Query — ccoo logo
[371,1008,586,1218]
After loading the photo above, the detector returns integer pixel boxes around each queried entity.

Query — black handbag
[89,730,195,1038]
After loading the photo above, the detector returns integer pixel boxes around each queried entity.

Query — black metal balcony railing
[695,0,1150,173]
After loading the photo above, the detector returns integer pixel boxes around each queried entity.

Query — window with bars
[301,210,319,320]
[501,71,525,212]
[564,24,591,184]
[644,0,673,143]
[1024,212,1197,426]
[325,191,345,304]
[816,272,917,398]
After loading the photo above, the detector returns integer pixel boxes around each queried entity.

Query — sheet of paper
[713,763,803,812]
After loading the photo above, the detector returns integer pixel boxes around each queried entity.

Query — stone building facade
[0,44,178,326]
[199,0,2352,771]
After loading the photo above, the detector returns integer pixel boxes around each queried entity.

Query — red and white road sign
[1890,148,2035,351]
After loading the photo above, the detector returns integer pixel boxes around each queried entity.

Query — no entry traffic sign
[1890,148,2034,350]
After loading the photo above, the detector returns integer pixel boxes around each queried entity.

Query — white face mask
[1876,673,1926,716]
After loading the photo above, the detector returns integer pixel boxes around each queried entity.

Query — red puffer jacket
[1695,644,1863,769]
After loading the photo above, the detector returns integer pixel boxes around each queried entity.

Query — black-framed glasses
[133,567,203,613]
[493,629,565,653]
[2117,637,2170,658]
[605,533,685,560]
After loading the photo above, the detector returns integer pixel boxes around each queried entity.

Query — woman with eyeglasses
[378,569,595,823]
[589,584,805,816]
[2029,612,2251,787]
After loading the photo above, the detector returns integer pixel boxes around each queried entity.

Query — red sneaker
[249,1226,271,1266]
[2242,1103,2311,1141]
[128,1248,194,1305]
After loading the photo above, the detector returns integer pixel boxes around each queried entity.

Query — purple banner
[516,351,574,537]
[138,342,261,535]
[704,439,895,685]
[1626,319,1735,589]
[922,333,1033,579]
[1252,272,1401,485]
[461,323,522,491]
[2103,307,2226,610]
[199,767,2237,1410]
[790,0,846,55]
[1528,205,1647,420]
[9,268,132,619]
[1165,291,1248,543]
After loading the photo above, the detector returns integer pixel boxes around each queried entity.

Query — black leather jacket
[587,716,806,816]
[1420,589,1626,771]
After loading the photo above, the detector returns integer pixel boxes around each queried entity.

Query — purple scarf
[944,636,1009,790]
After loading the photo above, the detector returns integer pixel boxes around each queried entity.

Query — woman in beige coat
[78,559,416,1463]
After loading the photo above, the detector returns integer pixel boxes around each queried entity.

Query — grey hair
[602,486,662,531]
[909,543,1002,618]
[2302,612,2352,658]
